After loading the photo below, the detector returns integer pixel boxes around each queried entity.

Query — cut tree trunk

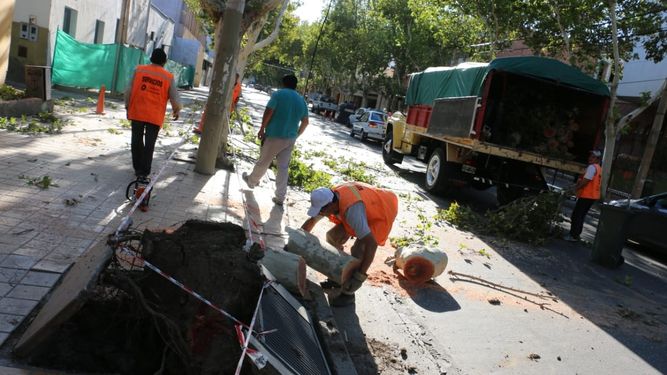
[259,249,307,297]
[285,228,361,285]
[394,245,448,284]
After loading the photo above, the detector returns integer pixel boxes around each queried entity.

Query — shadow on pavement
[330,302,379,375]
[399,277,461,313]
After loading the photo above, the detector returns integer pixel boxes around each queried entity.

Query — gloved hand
[341,271,367,295]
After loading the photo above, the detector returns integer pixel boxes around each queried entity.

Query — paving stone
[0,268,27,284]
[0,283,12,297]
[1,255,38,270]
[0,298,39,315]
[32,260,70,274]
[7,285,50,301]
[20,271,61,288]
[0,313,23,333]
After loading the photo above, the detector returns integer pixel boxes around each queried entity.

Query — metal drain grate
[249,283,331,375]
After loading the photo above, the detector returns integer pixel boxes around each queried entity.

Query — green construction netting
[52,30,193,92]
[405,56,610,106]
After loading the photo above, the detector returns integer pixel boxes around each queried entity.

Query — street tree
[191,0,290,174]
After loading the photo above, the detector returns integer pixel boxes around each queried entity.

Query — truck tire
[382,128,404,165]
[425,148,453,194]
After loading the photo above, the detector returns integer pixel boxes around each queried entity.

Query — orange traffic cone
[96,84,106,114]
[194,110,205,134]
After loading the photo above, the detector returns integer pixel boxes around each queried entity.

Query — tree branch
[253,0,289,51]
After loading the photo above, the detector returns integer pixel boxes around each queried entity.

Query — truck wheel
[382,128,404,165]
[425,148,452,194]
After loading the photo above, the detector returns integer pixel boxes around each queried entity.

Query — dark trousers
[570,198,596,238]
[131,120,160,177]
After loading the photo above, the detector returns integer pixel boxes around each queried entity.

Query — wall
[126,0,150,49]
[8,0,51,83]
[47,0,122,63]
[145,5,174,55]
[0,0,15,84]
[150,0,182,33]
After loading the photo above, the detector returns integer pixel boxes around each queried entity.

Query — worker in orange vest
[301,182,399,306]
[125,48,181,180]
[194,73,241,134]
[565,150,602,242]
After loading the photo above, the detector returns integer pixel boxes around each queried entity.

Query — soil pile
[26,220,263,375]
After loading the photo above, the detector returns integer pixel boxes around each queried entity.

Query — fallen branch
[448,270,558,301]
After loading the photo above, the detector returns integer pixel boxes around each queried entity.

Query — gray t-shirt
[342,201,371,239]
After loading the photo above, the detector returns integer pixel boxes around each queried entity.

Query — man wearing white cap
[302,182,398,306]
[565,150,602,241]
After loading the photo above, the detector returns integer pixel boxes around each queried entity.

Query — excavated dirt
[25,220,263,375]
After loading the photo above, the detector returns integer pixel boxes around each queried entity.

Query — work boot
[330,293,355,307]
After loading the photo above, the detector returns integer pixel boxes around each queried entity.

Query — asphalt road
[239,86,667,375]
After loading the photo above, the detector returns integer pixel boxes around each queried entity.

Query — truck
[308,93,338,115]
[382,56,610,204]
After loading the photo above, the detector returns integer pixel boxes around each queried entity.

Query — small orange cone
[96,84,106,114]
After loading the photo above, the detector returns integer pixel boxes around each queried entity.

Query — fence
[52,30,193,92]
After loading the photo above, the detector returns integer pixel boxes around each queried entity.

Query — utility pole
[631,81,667,198]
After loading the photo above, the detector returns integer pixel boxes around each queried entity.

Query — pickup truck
[383,56,610,204]
[309,94,338,114]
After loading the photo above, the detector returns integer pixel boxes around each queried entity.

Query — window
[63,7,77,37]
[370,112,385,122]
[115,18,120,43]
[360,112,370,122]
[18,46,28,58]
[94,20,105,44]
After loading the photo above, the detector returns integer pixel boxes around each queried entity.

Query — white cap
[307,188,334,217]
[590,150,602,158]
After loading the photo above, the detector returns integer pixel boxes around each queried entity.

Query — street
[237,86,667,374]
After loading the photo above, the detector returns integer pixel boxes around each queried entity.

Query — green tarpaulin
[405,56,610,106]
[52,30,193,92]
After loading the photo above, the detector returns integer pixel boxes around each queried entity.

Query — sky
[293,0,326,23]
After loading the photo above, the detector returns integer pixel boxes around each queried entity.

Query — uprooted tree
[193,0,290,175]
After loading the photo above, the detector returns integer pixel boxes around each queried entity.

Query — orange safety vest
[328,182,399,246]
[127,64,173,127]
[231,82,241,112]
[577,163,601,200]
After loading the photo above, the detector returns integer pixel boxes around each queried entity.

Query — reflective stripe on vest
[328,182,398,246]
[578,163,601,200]
[127,64,173,127]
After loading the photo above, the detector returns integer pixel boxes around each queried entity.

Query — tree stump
[259,249,307,297]
[395,245,448,284]
[285,228,361,285]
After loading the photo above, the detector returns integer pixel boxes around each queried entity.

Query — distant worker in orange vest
[125,48,181,180]
[194,73,241,134]
[564,150,602,242]
[301,182,399,306]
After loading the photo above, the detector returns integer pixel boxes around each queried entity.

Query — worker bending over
[301,182,398,306]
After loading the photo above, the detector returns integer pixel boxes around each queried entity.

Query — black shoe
[320,279,341,289]
[330,293,355,307]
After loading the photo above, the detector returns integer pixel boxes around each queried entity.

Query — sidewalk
[0,88,290,369]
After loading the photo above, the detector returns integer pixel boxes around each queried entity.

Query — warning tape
[234,281,270,375]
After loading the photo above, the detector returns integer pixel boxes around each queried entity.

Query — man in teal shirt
[243,74,309,205]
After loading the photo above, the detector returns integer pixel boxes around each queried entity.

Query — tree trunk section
[631,85,667,197]
[195,1,245,175]
[285,228,361,285]
[394,245,448,284]
[259,249,307,297]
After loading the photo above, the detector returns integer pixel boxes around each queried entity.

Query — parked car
[350,110,388,141]
[347,107,369,126]
[609,192,667,252]
[308,93,338,114]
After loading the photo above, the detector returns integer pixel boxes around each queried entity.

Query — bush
[0,85,25,101]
